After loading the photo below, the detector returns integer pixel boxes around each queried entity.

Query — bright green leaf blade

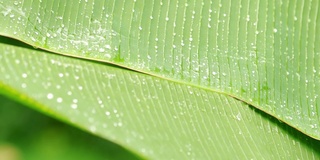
[0,0,319,138]
[0,42,319,159]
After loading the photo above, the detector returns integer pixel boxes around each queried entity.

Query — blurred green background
[0,94,140,160]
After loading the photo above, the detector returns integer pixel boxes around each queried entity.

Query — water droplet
[90,126,96,132]
[236,113,241,121]
[246,15,250,21]
[47,93,54,99]
[104,54,111,58]
[57,97,63,103]
[310,124,316,129]
[71,104,78,109]
[22,73,27,78]
[285,116,293,120]
[105,44,111,49]
[21,83,27,88]
[99,48,105,52]
[273,28,278,33]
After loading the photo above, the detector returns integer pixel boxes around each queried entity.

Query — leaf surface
[0,42,320,159]
[0,0,319,138]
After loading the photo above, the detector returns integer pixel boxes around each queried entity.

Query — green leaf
[0,0,320,159]
[0,0,319,139]
[0,42,319,159]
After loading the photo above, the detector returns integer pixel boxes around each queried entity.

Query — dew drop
[99,48,105,52]
[105,44,111,49]
[58,73,64,77]
[57,97,63,103]
[273,28,278,33]
[22,73,27,78]
[21,83,27,88]
[90,126,96,132]
[104,54,111,58]
[236,113,242,121]
[47,93,54,99]
[246,15,250,21]
[71,104,78,109]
